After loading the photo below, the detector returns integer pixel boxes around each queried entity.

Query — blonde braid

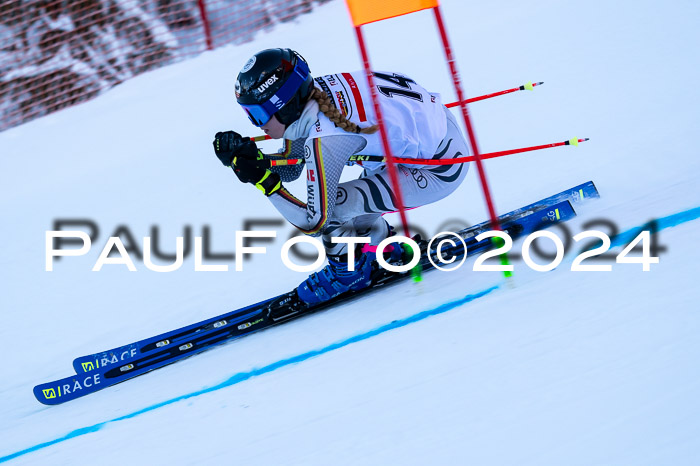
[309,87,378,134]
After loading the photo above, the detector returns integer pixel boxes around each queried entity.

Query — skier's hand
[231,151,265,183]
[232,156,281,196]
[213,131,279,195]
[212,131,259,167]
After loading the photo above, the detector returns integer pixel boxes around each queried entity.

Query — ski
[71,180,598,376]
[71,298,275,374]
[34,182,597,405]
[265,199,579,321]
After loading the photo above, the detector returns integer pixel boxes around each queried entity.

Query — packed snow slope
[1,0,700,464]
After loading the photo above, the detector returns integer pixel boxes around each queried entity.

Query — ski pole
[249,81,544,143]
[445,81,543,107]
[265,137,588,167]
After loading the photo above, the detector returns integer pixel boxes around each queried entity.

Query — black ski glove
[212,131,281,196]
[234,156,281,196]
[213,131,258,167]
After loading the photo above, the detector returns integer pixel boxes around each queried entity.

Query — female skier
[213,48,469,307]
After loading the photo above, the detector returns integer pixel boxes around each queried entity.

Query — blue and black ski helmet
[235,48,314,127]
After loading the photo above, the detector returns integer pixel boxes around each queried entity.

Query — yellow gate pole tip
[523,81,543,90]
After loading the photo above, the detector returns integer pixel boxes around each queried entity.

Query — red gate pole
[197,0,213,51]
[353,25,412,237]
[432,5,501,232]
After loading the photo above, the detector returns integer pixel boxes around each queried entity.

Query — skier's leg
[328,108,470,242]
[297,110,469,305]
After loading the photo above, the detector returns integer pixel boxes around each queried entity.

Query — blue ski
[69,180,598,377]
[72,299,274,374]
[72,182,593,377]
[34,192,592,405]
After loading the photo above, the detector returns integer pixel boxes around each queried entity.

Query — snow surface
[1,0,700,464]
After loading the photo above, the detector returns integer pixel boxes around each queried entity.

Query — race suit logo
[335,91,349,116]
[326,74,338,87]
[336,187,348,205]
[306,185,316,222]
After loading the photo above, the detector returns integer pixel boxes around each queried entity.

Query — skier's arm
[267,135,366,236]
[264,138,305,182]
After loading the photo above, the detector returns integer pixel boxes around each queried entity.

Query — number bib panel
[311,71,448,169]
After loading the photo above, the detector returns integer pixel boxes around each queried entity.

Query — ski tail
[72,300,274,374]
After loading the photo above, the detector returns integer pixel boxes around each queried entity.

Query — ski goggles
[239,59,310,127]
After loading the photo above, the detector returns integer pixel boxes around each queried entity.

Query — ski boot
[297,251,374,305]
[266,250,375,321]
[364,239,420,286]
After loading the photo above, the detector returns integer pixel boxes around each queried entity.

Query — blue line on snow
[610,205,700,247]
[3,204,699,463]
[0,285,500,463]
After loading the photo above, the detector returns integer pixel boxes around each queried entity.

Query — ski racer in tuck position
[213,48,470,306]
